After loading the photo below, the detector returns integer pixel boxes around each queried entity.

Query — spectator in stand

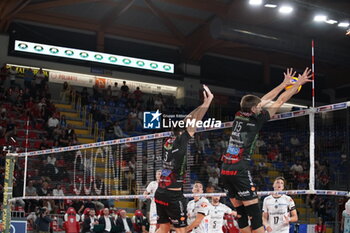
[90,103,102,123]
[126,110,142,132]
[34,68,44,92]
[60,81,72,103]
[153,95,163,111]
[121,81,129,98]
[105,85,113,101]
[315,217,326,233]
[290,135,301,146]
[114,121,128,139]
[23,68,35,90]
[208,171,219,188]
[93,84,100,100]
[8,66,17,87]
[27,207,38,230]
[290,161,303,174]
[34,207,52,233]
[71,200,85,215]
[101,105,110,122]
[13,94,24,115]
[65,124,76,140]
[133,87,143,103]
[99,208,117,233]
[52,184,65,210]
[47,114,59,139]
[0,64,7,86]
[47,153,56,166]
[112,82,119,100]
[25,180,38,212]
[59,114,67,129]
[132,210,149,233]
[80,87,90,106]
[82,209,99,233]
[116,209,134,233]
[37,181,50,196]
[255,136,266,154]
[5,117,16,143]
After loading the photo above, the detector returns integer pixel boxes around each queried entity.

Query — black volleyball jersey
[222,110,270,170]
[159,131,192,189]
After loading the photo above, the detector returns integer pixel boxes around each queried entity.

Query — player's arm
[185,213,206,232]
[260,68,296,107]
[184,85,214,137]
[289,209,298,222]
[266,67,312,117]
[262,212,272,232]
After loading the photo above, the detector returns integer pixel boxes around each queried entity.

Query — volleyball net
[4,101,350,230]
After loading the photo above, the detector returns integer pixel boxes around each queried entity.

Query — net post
[1,152,16,233]
[23,117,30,197]
[311,40,315,108]
[309,107,316,192]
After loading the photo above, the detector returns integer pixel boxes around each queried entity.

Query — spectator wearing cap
[116,209,134,233]
[131,210,149,233]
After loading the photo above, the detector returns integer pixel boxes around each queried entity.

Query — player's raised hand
[297,67,312,85]
[203,84,214,105]
[282,68,296,87]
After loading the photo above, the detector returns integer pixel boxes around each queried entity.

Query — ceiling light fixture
[325,19,338,25]
[249,0,263,6]
[264,4,277,8]
[338,22,350,27]
[314,15,327,22]
[279,5,293,14]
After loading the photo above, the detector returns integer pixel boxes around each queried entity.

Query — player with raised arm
[186,181,211,233]
[209,192,237,233]
[143,170,162,233]
[221,68,312,233]
[154,85,214,233]
[262,177,298,233]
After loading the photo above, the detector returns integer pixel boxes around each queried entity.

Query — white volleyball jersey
[187,197,211,233]
[343,210,350,233]
[209,203,232,233]
[146,181,158,224]
[262,195,296,233]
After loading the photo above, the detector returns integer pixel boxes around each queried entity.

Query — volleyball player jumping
[154,85,214,233]
[221,67,312,233]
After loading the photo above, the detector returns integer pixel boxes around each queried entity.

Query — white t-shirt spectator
[290,163,303,173]
[47,155,56,165]
[208,176,219,187]
[53,188,64,196]
[25,186,37,196]
[48,117,59,128]
[290,136,300,146]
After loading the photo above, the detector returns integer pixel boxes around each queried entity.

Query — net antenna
[309,39,316,191]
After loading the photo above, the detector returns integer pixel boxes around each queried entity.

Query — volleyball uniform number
[274,217,279,224]
[233,122,243,133]
[213,221,217,229]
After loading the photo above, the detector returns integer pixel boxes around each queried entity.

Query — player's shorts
[221,160,258,201]
[154,188,188,228]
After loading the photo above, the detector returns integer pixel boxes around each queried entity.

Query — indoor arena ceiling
[1,0,350,69]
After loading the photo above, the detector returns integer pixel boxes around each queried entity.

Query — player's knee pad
[236,205,249,229]
[245,203,263,230]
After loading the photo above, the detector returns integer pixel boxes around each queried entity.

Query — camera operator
[34,207,52,233]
